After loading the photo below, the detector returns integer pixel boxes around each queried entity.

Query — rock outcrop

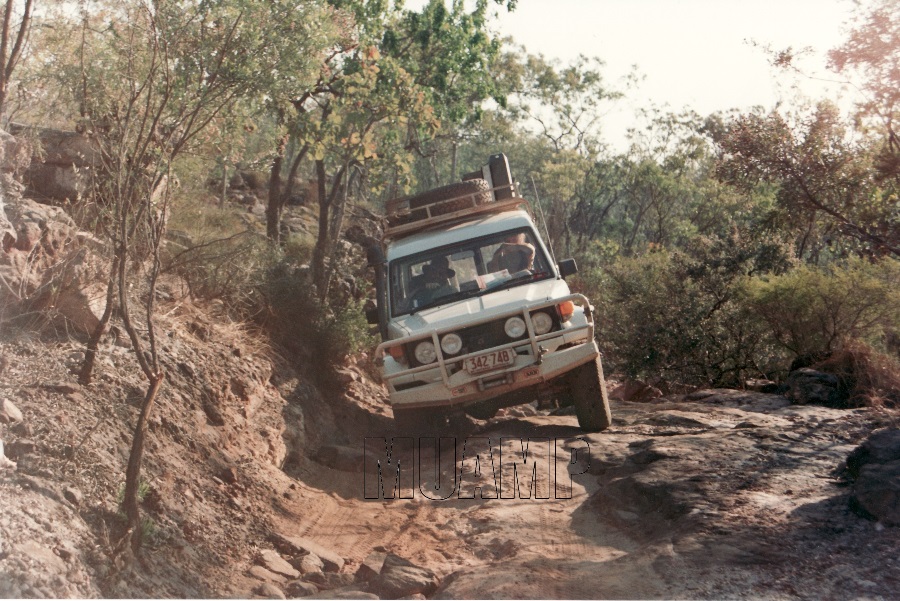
[1,129,105,333]
[847,429,900,525]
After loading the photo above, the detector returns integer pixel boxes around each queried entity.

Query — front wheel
[570,356,612,432]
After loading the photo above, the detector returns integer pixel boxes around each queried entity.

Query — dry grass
[814,341,900,408]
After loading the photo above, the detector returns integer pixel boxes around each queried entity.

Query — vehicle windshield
[389,228,553,317]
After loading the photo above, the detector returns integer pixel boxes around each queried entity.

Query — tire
[388,179,493,226]
[570,356,612,432]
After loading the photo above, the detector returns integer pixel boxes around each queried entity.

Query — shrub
[746,257,900,359]
[257,258,374,380]
[587,246,778,388]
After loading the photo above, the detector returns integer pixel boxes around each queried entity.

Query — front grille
[405,310,561,368]
[458,319,521,355]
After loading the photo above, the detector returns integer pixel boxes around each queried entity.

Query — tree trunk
[79,254,119,385]
[266,155,284,242]
[450,139,458,182]
[266,138,287,242]
[122,371,165,551]
[319,166,351,301]
[311,159,330,295]
[219,157,228,208]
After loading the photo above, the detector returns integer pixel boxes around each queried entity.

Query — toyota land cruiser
[367,154,611,433]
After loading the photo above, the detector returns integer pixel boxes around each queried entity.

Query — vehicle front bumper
[376,294,598,410]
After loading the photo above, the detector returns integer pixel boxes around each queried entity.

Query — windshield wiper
[409,288,484,315]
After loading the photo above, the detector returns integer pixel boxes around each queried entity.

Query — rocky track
[1,318,898,599]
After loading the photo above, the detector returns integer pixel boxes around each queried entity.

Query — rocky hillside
[1,125,899,599]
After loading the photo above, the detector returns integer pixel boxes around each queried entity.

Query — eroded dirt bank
[1,311,898,599]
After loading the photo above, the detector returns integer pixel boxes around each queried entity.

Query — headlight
[531,311,553,335]
[414,341,437,364]
[440,333,463,355]
[504,316,527,338]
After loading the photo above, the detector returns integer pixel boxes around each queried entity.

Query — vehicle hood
[390,278,571,337]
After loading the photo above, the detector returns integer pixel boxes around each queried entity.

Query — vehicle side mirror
[365,303,379,325]
[557,258,578,278]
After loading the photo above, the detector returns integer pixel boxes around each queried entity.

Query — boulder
[785,368,844,407]
[9,125,101,203]
[304,588,378,600]
[269,534,344,573]
[369,554,439,599]
[847,429,900,525]
[0,191,104,333]
[0,439,16,469]
[355,550,387,582]
[846,429,900,478]
[301,571,356,590]
[294,553,324,575]
[254,582,286,599]
[258,550,300,580]
[5,438,36,459]
[248,565,286,584]
[610,380,663,403]
[852,461,900,525]
[284,580,318,597]
[63,486,83,506]
[0,129,30,174]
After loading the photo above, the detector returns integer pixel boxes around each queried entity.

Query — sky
[413,0,862,151]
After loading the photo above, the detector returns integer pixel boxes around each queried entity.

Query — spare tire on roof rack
[386,178,493,226]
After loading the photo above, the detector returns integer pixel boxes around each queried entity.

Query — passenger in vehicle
[488,233,535,273]
[407,256,456,309]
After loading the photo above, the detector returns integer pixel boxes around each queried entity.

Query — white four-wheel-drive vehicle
[367,154,611,433]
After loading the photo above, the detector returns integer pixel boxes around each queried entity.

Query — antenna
[529,175,558,268]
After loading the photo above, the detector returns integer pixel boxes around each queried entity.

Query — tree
[385,0,510,186]
[39,0,335,552]
[713,102,900,260]
[0,0,33,118]
[500,52,628,254]
[302,44,438,299]
[829,0,900,182]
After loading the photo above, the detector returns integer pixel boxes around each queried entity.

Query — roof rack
[383,183,529,240]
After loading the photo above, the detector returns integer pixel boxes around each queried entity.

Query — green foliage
[117,479,151,505]
[713,102,900,259]
[584,229,794,387]
[745,257,900,359]
[258,261,374,377]
[829,0,900,183]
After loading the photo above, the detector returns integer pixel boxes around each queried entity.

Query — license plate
[465,348,515,374]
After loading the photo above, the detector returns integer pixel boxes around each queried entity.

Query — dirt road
[272,390,899,599]
[2,320,897,599]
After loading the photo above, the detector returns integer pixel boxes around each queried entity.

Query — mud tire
[571,356,612,432]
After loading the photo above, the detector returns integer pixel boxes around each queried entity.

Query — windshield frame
[388,227,554,318]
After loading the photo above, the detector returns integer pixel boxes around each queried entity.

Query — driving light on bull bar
[504,316,527,338]
[414,340,437,364]
[558,301,575,322]
[531,311,553,335]
[388,345,405,362]
[440,333,463,355]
